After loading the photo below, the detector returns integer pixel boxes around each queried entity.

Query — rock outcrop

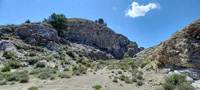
[65,18,140,59]
[156,19,200,69]
[0,18,140,60]
[13,23,60,46]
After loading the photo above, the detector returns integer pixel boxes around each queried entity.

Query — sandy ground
[1,68,161,90]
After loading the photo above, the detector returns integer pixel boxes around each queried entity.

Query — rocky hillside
[0,18,140,60]
[134,19,200,80]
[65,18,140,59]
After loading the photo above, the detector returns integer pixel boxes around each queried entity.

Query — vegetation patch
[92,85,102,90]
[162,74,194,90]
[28,86,38,90]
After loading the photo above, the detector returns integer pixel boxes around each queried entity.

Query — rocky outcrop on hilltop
[0,23,61,50]
[65,18,140,59]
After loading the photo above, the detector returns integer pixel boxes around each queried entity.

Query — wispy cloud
[125,2,160,18]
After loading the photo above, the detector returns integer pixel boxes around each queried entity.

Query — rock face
[0,18,140,60]
[65,18,140,59]
[156,19,200,69]
[13,23,60,46]
[0,41,16,52]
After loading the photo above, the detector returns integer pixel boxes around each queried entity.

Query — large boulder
[65,18,140,59]
[0,41,16,52]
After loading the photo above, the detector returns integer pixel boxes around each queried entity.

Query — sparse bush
[137,81,143,86]
[124,77,131,84]
[29,52,36,56]
[1,65,10,72]
[140,62,147,68]
[178,82,195,90]
[136,75,143,80]
[0,81,6,85]
[118,71,122,74]
[73,66,87,76]
[59,72,71,78]
[162,83,174,90]
[6,70,29,83]
[132,77,137,82]
[92,85,102,90]
[3,52,16,59]
[50,76,55,80]
[66,50,75,58]
[38,71,51,79]
[118,75,126,81]
[35,62,45,68]
[162,74,193,90]
[27,56,39,65]
[63,68,69,71]
[29,86,38,90]
[113,77,118,83]
[9,61,20,69]
[19,76,29,83]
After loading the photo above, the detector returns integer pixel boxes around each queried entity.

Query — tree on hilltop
[44,13,68,36]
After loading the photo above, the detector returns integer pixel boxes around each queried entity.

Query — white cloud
[125,2,160,18]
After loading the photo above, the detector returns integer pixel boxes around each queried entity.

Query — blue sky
[0,0,200,48]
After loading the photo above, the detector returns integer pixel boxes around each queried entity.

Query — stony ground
[1,67,162,90]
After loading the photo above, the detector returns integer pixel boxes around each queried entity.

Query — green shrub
[59,72,70,78]
[113,77,118,83]
[28,86,38,90]
[165,74,186,86]
[50,76,55,80]
[19,76,29,83]
[63,68,69,71]
[6,70,29,83]
[118,71,122,74]
[27,56,39,65]
[92,85,102,90]
[178,82,195,90]
[118,75,125,81]
[1,65,10,72]
[35,62,45,68]
[132,77,137,82]
[38,71,51,79]
[124,77,131,84]
[140,62,147,68]
[162,74,193,90]
[3,52,16,59]
[137,81,143,86]
[73,66,87,76]
[136,75,143,80]
[66,50,75,58]
[0,81,6,85]
[162,83,174,90]
[0,72,5,81]
[30,68,43,75]
[9,61,21,69]
[29,52,36,56]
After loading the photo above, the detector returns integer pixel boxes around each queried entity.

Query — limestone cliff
[65,18,140,59]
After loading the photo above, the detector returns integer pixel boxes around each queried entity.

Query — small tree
[95,18,107,26]
[44,13,68,36]
[25,20,31,23]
